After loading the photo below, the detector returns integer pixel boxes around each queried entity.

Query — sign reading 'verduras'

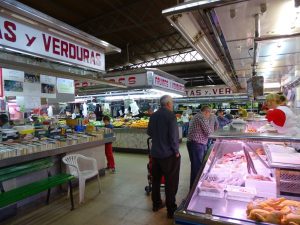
[186,86,233,97]
[0,14,105,71]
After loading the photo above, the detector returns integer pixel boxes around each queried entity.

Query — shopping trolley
[145,137,165,195]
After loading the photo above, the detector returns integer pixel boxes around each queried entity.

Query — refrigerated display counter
[175,127,300,225]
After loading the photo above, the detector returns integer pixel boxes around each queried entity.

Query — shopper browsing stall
[181,112,190,137]
[225,109,233,121]
[147,95,180,219]
[187,105,212,190]
[216,110,230,129]
[103,116,116,173]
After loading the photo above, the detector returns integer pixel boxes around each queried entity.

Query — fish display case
[175,127,300,225]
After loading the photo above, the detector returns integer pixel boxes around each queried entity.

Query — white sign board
[152,74,185,93]
[75,73,148,88]
[57,78,75,94]
[185,86,233,97]
[0,15,105,71]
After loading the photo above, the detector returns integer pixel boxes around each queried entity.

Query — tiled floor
[3,142,190,225]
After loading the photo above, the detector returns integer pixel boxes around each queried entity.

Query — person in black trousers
[147,95,181,219]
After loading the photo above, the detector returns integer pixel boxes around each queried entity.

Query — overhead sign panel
[152,74,185,93]
[185,86,233,97]
[0,14,105,71]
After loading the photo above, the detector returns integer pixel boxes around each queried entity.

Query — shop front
[0,0,122,219]
[76,68,186,153]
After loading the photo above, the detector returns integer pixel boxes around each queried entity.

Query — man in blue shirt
[147,95,180,219]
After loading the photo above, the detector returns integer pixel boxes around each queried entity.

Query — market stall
[0,0,122,218]
[174,125,300,225]
[76,68,186,153]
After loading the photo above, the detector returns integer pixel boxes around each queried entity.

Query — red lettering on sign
[60,40,69,57]
[118,77,125,84]
[77,46,83,61]
[128,76,136,85]
[75,81,80,88]
[90,51,95,64]
[196,90,201,96]
[82,81,88,87]
[212,89,218,94]
[219,88,224,95]
[25,34,36,46]
[42,34,51,52]
[83,48,89,62]
[52,37,60,55]
[4,21,16,42]
[225,88,231,94]
[69,43,76,59]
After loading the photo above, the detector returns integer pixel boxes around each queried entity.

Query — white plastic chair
[62,154,101,203]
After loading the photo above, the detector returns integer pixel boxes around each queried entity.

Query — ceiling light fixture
[167,13,238,91]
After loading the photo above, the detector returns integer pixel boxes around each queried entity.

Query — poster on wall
[24,73,41,96]
[57,78,75,94]
[2,68,25,96]
[40,75,56,98]
[17,96,42,110]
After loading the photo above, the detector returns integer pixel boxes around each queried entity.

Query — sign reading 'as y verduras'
[186,86,233,97]
[0,14,105,71]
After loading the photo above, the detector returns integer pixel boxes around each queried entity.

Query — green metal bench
[0,158,75,210]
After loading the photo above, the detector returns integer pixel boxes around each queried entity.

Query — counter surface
[211,127,300,143]
[0,137,115,168]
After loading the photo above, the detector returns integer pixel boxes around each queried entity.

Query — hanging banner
[57,78,74,94]
[24,73,41,96]
[185,86,233,97]
[40,75,56,98]
[0,14,105,71]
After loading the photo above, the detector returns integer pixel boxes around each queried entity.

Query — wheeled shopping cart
[144,137,165,195]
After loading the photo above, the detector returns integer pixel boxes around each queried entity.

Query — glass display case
[175,127,300,225]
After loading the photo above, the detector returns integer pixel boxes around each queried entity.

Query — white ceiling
[214,0,300,89]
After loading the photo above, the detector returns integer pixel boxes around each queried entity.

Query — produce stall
[0,0,121,219]
[112,118,183,153]
[174,125,300,225]
[76,69,186,153]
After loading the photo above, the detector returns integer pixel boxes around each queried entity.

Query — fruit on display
[247,198,300,225]
[112,121,125,128]
[130,119,149,128]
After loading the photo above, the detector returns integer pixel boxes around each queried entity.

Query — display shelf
[0,136,115,168]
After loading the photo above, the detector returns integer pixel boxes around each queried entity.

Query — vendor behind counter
[265,93,299,134]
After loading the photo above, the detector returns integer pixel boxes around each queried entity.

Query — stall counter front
[175,128,300,225]
[113,125,183,153]
[0,136,115,221]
